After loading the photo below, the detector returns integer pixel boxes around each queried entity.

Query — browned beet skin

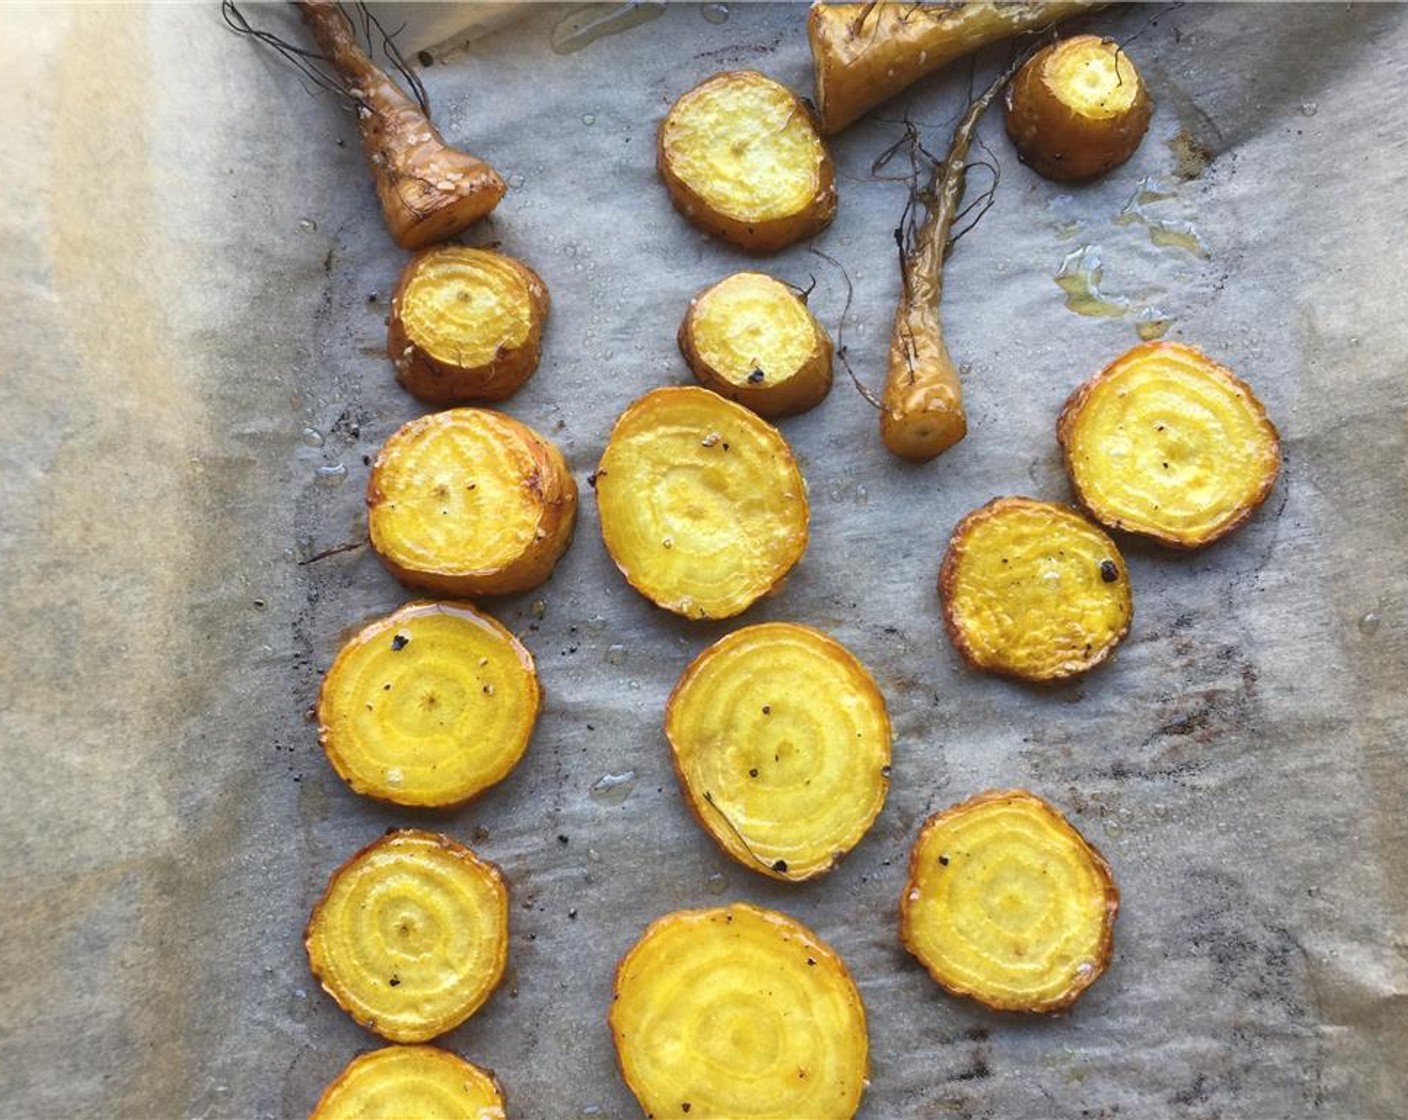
[298,1,505,248]
[1004,35,1153,182]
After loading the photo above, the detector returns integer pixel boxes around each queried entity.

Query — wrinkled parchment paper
[2,3,1406,1117]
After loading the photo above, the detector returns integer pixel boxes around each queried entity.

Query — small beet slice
[901,789,1119,1013]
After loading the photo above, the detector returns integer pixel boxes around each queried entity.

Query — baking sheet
[2,3,1406,1117]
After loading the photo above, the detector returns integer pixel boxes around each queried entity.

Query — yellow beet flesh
[305,830,509,1043]
[659,70,836,252]
[666,623,890,881]
[318,602,539,809]
[901,790,1118,1013]
[1058,341,1281,548]
[595,387,809,620]
[368,409,577,598]
[610,903,869,1119]
[1005,35,1153,182]
[939,497,1131,682]
[310,1045,506,1120]
[680,272,834,418]
[389,247,549,405]
[1047,38,1141,117]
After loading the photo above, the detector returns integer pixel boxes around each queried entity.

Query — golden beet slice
[318,602,539,809]
[595,386,809,620]
[666,623,890,881]
[1005,35,1153,182]
[1058,341,1282,548]
[306,830,508,1043]
[901,790,1119,1013]
[368,408,577,598]
[678,272,834,418]
[311,1045,505,1120]
[659,70,837,253]
[940,497,1131,682]
[388,246,549,405]
[610,903,869,1119]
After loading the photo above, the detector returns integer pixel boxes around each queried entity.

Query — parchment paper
[2,3,1405,1117]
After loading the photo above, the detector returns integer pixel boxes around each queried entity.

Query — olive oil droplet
[590,770,637,806]
[1055,245,1129,318]
[1135,307,1172,340]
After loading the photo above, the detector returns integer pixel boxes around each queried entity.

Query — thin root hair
[784,273,820,304]
[350,1,431,116]
[948,132,1002,252]
[221,1,360,110]
[222,1,430,117]
[1119,1,1184,51]
[297,538,369,566]
[807,247,881,410]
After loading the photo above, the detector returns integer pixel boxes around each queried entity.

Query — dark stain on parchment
[946,1025,992,1083]
[1165,870,1321,1112]
[1167,127,1215,181]
[1088,634,1264,787]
